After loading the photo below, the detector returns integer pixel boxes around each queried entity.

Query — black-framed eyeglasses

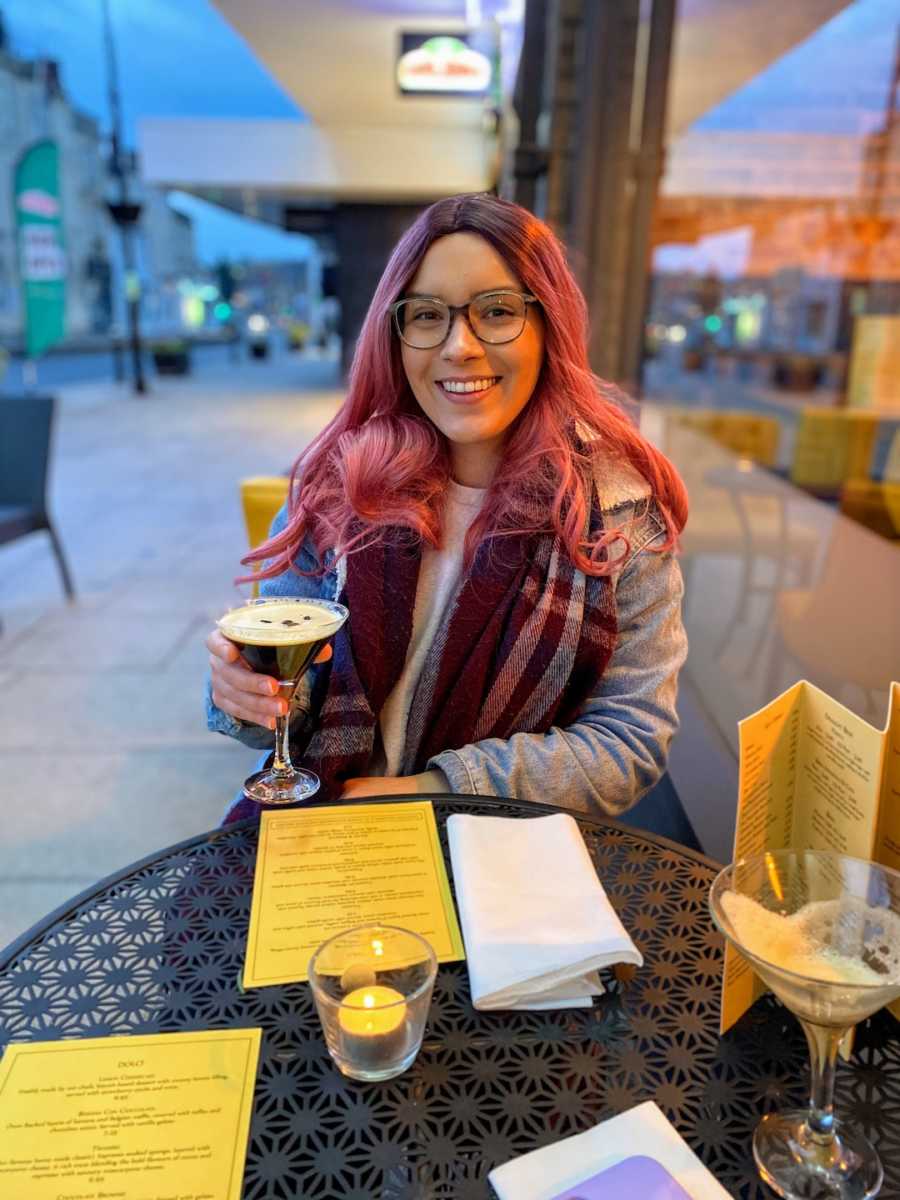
[390,290,538,349]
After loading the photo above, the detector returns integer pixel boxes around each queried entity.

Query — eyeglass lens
[395,293,528,348]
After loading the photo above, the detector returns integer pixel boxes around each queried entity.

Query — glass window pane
[644,0,900,510]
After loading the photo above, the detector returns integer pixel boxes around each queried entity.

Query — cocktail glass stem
[803,1019,842,1144]
[271,710,294,777]
[801,1017,854,1156]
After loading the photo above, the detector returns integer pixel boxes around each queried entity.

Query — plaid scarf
[226,501,617,819]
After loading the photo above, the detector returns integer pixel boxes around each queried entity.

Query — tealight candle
[338,985,409,1069]
[309,925,436,1081]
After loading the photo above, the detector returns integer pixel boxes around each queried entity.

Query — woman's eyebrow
[402,287,519,300]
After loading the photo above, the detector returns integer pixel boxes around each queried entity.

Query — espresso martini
[218,598,346,702]
[217,596,348,804]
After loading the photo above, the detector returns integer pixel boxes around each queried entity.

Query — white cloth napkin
[447,813,643,1010]
[489,1101,734,1199]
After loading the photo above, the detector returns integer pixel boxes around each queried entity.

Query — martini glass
[217,596,348,804]
[710,851,900,1200]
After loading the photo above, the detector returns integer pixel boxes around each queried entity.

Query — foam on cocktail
[722,892,900,987]
[218,599,345,645]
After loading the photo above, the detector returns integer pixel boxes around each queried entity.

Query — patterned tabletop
[1,796,898,1199]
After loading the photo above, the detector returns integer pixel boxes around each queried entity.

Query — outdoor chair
[839,423,900,539]
[0,394,74,602]
[240,474,290,550]
[788,407,878,497]
[668,407,781,467]
[240,475,290,596]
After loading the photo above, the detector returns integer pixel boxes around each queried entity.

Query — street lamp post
[101,0,146,394]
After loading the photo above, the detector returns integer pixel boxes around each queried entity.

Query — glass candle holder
[308,924,437,1082]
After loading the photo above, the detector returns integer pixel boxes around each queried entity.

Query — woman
[207,193,688,820]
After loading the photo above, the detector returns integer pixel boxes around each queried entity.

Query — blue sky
[2,0,302,138]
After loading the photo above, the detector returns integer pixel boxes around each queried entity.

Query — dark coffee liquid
[229,636,327,700]
[219,599,345,710]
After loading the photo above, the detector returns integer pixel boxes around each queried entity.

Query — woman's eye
[483,305,514,319]
[412,308,442,322]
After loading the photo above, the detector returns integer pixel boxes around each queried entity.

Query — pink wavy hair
[243,193,687,582]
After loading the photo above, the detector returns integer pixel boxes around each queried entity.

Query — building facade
[0,49,196,346]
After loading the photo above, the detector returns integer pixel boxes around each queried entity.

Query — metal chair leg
[45,521,75,600]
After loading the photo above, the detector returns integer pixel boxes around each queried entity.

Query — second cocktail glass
[710,851,900,1200]
[217,596,348,804]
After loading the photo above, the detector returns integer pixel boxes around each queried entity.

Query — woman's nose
[441,311,483,359]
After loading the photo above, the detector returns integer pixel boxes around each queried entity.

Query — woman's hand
[339,770,450,799]
[207,629,331,729]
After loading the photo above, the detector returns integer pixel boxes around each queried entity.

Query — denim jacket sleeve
[204,502,328,749]
[427,503,688,817]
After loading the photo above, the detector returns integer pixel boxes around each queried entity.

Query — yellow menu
[721,680,900,1033]
[244,801,465,988]
[0,1027,261,1200]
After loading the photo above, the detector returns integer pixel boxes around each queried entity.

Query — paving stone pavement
[0,346,344,951]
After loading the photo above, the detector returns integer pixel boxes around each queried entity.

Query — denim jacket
[207,459,687,818]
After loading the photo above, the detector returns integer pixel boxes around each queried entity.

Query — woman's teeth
[440,377,498,394]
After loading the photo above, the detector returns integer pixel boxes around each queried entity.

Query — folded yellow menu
[0,1027,261,1200]
[244,801,465,988]
[723,679,900,1034]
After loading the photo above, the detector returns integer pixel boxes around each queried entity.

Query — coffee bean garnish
[282,619,300,627]
[260,618,273,623]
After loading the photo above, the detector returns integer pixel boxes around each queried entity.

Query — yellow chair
[884,427,900,483]
[839,479,900,539]
[838,427,900,538]
[668,408,780,467]
[240,475,290,593]
[789,408,878,494]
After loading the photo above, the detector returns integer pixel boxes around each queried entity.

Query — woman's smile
[435,375,502,401]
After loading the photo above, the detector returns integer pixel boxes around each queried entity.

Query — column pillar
[515,0,676,390]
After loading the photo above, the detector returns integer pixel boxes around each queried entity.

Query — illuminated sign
[397,33,493,97]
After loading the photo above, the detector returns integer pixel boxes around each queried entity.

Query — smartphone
[548,1155,694,1199]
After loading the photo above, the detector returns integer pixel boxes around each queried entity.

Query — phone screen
[548,1155,694,1199]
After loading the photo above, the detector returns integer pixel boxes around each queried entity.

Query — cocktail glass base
[242,766,321,805]
[753,1110,883,1200]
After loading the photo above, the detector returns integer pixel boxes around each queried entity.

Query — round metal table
[1,796,897,1199]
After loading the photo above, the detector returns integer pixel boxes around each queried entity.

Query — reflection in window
[644,0,900,539]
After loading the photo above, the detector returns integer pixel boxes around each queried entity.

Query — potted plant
[773,353,821,392]
[150,338,191,375]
